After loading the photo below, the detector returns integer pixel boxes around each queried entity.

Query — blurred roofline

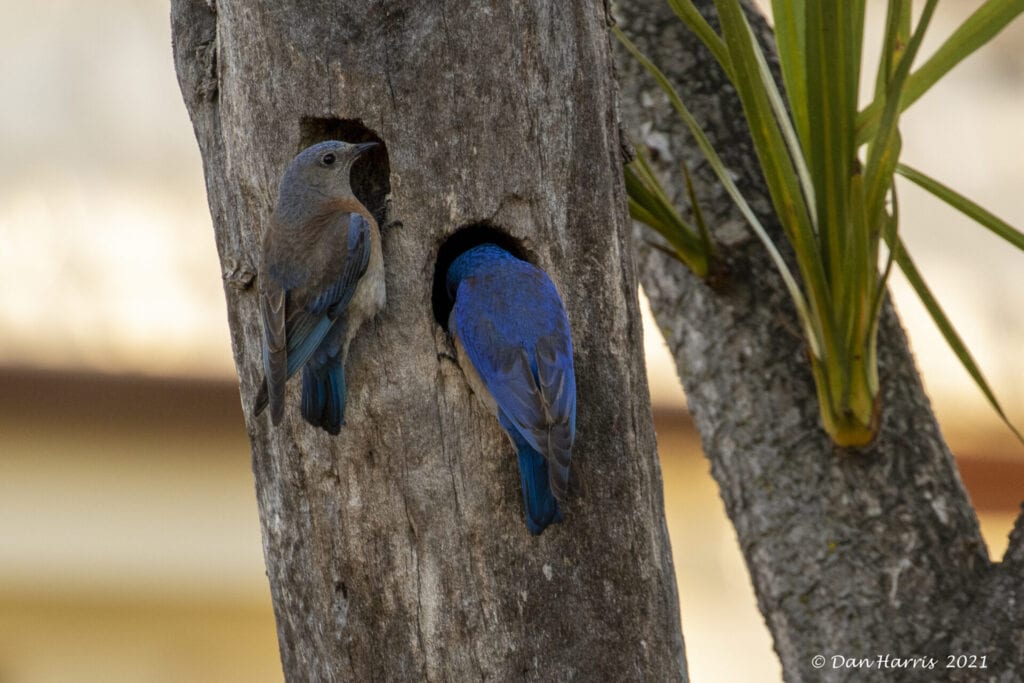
[1,364,1020,513]
[0,364,244,435]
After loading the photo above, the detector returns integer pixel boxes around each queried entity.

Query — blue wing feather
[308,214,371,317]
[453,259,576,502]
[283,213,370,374]
[254,212,372,418]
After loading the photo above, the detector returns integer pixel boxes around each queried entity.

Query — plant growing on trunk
[619,0,1024,446]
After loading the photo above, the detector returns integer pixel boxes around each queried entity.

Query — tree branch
[615,0,1006,678]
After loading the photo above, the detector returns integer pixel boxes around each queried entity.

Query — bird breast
[343,216,385,351]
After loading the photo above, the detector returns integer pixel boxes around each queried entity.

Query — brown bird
[253,140,384,434]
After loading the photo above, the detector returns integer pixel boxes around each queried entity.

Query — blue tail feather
[514,441,563,536]
[500,414,562,535]
[301,361,346,435]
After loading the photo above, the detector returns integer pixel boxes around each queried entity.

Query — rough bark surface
[172,1,687,680]
[616,1,1023,681]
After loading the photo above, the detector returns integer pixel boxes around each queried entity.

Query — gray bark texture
[171,1,687,681]
[616,1,1024,681]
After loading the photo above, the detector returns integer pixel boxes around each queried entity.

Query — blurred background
[1,1,1021,681]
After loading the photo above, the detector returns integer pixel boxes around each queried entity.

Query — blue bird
[446,244,576,535]
[253,140,385,434]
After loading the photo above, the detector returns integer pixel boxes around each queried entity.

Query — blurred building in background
[1,1,1021,681]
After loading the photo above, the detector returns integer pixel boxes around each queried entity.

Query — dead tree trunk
[171,1,686,680]
[616,1,1023,681]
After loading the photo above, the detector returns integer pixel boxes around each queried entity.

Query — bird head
[274,140,377,221]
[445,243,517,300]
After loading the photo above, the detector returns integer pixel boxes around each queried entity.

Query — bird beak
[354,141,378,156]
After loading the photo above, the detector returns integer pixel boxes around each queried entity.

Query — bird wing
[255,212,371,419]
[454,276,576,499]
[306,212,372,318]
[533,331,575,499]
[283,212,370,372]
[259,278,289,424]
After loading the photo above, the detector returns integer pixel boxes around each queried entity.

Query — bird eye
[322,153,336,166]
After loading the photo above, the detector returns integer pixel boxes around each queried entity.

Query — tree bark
[616,1,1023,680]
[171,1,687,680]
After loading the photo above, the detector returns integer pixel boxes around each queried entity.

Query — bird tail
[301,361,346,435]
[253,379,269,417]
[516,441,564,536]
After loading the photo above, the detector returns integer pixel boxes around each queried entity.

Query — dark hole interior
[431,222,535,330]
[300,117,390,227]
